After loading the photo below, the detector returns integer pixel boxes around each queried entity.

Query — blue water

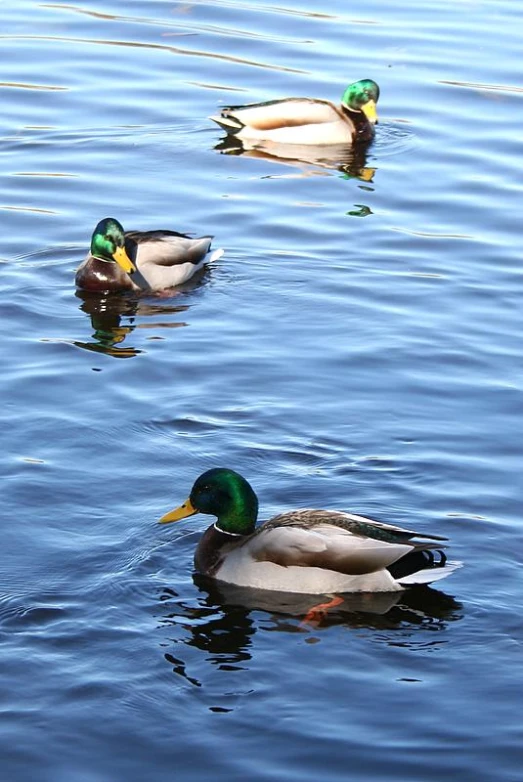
[1,1,522,780]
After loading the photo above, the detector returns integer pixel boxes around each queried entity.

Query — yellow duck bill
[112,245,135,274]
[362,99,377,124]
[159,498,198,524]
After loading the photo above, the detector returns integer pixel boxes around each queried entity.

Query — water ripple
[1,34,307,73]
[0,81,67,91]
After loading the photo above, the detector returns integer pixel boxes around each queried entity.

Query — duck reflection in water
[158,577,463,693]
[74,273,206,358]
[192,575,463,632]
[214,134,377,183]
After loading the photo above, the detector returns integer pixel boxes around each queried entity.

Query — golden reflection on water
[74,290,192,358]
[14,172,78,178]
[0,81,68,91]
[440,79,523,94]
[0,204,58,214]
[5,34,307,73]
[42,3,119,21]
[214,135,377,183]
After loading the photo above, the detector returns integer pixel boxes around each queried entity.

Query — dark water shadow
[74,271,208,358]
[214,135,377,183]
[157,576,463,695]
[194,575,463,631]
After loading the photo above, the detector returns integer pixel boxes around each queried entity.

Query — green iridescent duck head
[341,79,380,124]
[90,217,135,273]
[159,468,260,536]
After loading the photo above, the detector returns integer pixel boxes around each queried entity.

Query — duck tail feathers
[387,548,462,586]
[397,561,462,586]
[208,247,224,264]
[209,114,243,133]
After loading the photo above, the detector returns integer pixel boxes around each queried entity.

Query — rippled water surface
[1,1,522,780]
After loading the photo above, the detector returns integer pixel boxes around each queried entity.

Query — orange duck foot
[299,595,344,628]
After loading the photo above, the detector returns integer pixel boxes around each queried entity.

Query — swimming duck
[209,79,380,146]
[159,468,460,594]
[75,217,223,293]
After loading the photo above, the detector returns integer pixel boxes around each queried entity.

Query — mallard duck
[75,217,223,293]
[159,468,461,594]
[209,79,380,146]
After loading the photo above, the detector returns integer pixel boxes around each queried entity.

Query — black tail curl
[387,549,447,580]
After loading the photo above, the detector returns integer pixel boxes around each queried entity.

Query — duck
[159,468,461,594]
[75,217,223,293]
[209,79,380,146]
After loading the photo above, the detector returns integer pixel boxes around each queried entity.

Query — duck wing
[123,231,222,291]
[265,509,447,543]
[243,510,443,576]
[211,98,343,132]
[125,231,213,267]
